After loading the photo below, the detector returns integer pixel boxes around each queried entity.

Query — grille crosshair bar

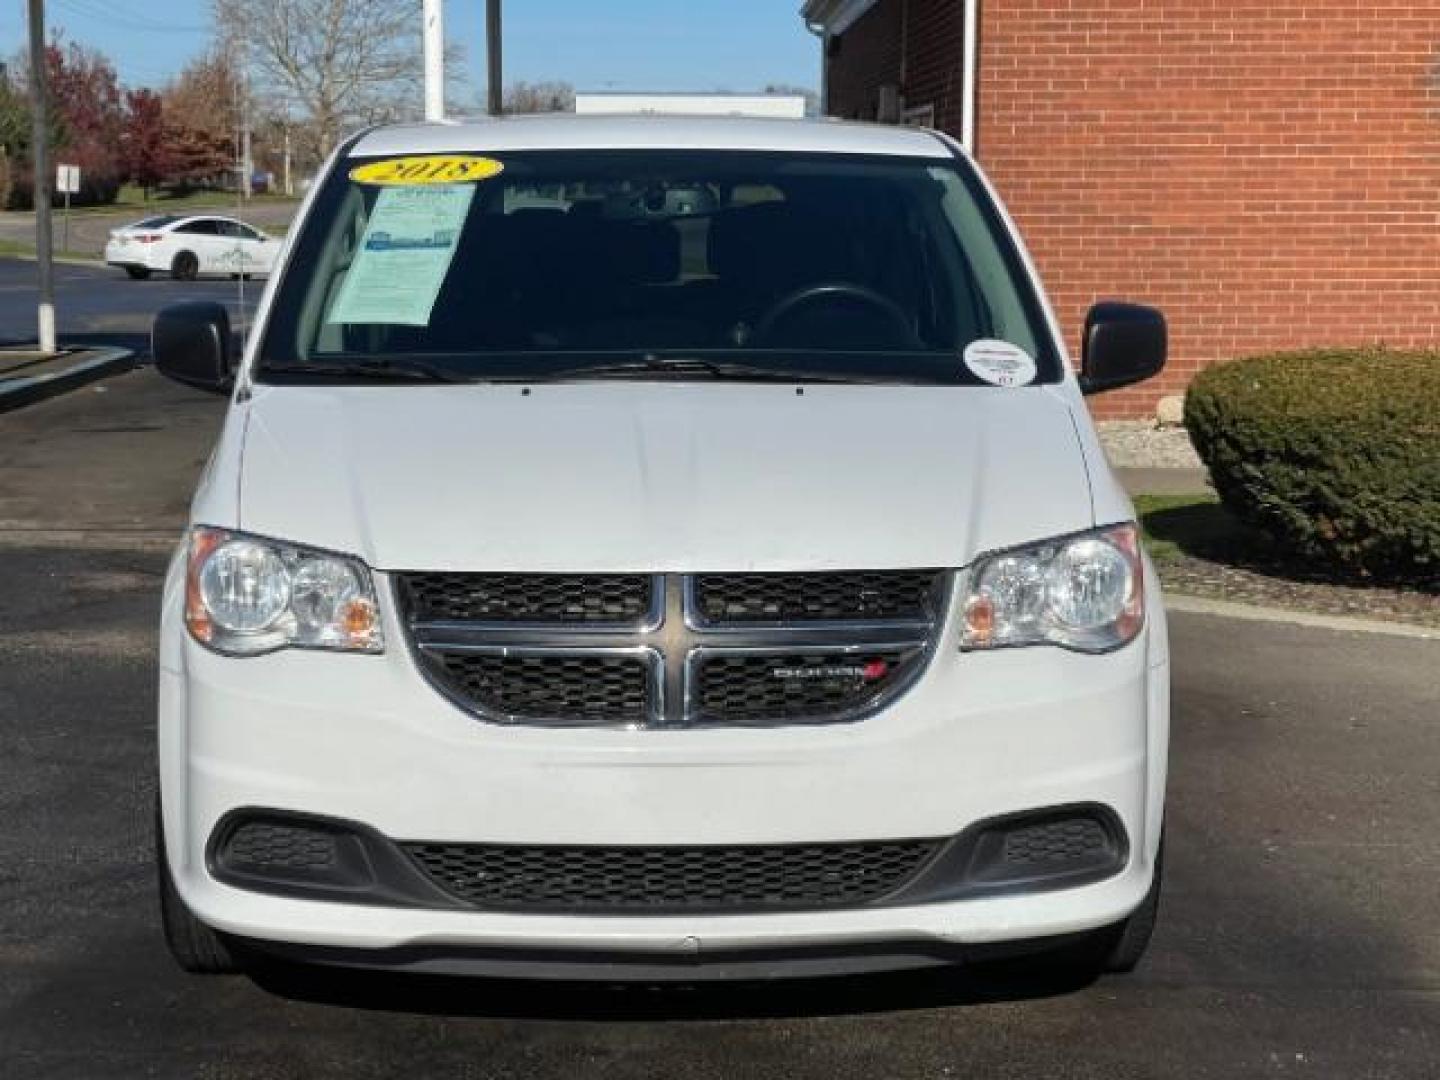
[398,571,948,729]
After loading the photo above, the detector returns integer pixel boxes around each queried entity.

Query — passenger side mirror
[1079,302,1167,395]
[152,301,234,395]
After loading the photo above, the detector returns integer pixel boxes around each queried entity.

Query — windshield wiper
[542,355,894,384]
[260,357,474,383]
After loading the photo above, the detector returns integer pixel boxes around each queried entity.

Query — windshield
[257,149,1059,385]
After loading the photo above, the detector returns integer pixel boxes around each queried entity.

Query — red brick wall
[827,0,903,120]
[826,1,1440,418]
[980,0,1440,418]
[902,0,967,131]
[828,2,967,134]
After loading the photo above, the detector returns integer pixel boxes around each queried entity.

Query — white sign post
[56,164,80,252]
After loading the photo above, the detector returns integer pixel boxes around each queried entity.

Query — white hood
[236,382,1095,572]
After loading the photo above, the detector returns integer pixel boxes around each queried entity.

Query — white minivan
[152,115,1170,982]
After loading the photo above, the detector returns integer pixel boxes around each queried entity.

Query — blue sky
[1,0,819,99]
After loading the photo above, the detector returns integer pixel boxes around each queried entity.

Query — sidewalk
[1115,466,1210,497]
[0,347,136,414]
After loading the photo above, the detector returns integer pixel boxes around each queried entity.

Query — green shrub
[1184,348,1440,585]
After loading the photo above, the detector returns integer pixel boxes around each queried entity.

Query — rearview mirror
[152,301,233,395]
[1079,302,1167,395]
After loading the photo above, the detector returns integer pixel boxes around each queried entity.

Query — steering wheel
[753,282,921,349]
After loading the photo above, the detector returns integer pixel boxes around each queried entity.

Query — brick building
[800,0,1440,417]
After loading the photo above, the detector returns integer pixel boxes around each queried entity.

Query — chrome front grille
[692,570,940,624]
[397,571,947,728]
[397,572,660,627]
[430,650,657,725]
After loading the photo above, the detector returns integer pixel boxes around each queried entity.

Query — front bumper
[158,562,1169,970]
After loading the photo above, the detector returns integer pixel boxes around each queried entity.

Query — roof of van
[349,114,954,160]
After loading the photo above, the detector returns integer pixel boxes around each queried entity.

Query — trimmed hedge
[1184,348,1440,584]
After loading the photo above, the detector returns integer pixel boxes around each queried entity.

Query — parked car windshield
[257,149,1059,385]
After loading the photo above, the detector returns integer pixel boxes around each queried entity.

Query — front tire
[156,800,243,975]
[125,266,151,280]
[171,251,199,281]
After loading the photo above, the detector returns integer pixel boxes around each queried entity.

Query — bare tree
[213,0,431,161]
[502,80,575,115]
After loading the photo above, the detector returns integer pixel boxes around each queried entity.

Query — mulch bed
[1154,555,1440,629]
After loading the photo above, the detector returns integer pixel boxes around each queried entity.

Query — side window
[238,225,263,241]
[178,220,218,236]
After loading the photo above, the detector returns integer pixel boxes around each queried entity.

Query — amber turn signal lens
[184,527,227,643]
[341,597,379,645]
[963,595,995,645]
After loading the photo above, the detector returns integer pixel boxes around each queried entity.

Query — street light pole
[423,0,444,121]
[486,0,502,116]
[26,0,55,354]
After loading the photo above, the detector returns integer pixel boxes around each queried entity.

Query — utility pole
[423,0,445,121]
[26,0,55,354]
[282,122,292,197]
[486,0,502,116]
[241,67,253,198]
[238,11,252,198]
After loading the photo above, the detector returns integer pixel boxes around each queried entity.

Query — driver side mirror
[152,301,234,395]
[1080,302,1167,395]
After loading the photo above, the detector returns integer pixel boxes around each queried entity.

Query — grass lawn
[0,238,95,262]
[26,185,300,218]
[1133,491,1244,563]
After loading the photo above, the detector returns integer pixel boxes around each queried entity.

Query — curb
[1165,593,1438,641]
[0,347,136,414]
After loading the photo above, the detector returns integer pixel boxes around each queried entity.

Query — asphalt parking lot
[0,257,256,353]
[1,265,1438,1078]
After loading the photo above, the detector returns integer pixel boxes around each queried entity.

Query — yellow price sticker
[349,155,505,186]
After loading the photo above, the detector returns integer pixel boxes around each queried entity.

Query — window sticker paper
[327,184,476,327]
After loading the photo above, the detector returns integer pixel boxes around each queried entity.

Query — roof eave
[801,0,882,35]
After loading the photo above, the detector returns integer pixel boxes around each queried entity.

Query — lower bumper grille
[402,839,941,914]
[208,806,1128,915]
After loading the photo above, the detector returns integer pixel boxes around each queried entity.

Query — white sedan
[104,214,280,281]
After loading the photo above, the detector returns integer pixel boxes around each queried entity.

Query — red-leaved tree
[44,40,125,204]
[123,88,173,196]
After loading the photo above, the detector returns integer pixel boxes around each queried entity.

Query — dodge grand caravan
[152,115,1170,981]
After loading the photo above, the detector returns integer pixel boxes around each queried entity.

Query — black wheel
[125,266,151,280]
[1093,839,1164,973]
[156,799,243,974]
[171,250,199,281]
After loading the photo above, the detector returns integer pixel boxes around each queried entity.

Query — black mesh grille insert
[695,570,942,623]
[426,652,651,724]
[221,822,338,871]
[1002,817,1111,866]
[695,649,919,722]
[402,839,940,913]
[399,573,654,625]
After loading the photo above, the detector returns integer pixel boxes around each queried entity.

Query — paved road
[0,201,299,259]
[0,257,258,355]
[2,367,1438,1077]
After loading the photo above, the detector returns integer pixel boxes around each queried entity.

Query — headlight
[960,523,1144,653]
[185,527,383,656]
